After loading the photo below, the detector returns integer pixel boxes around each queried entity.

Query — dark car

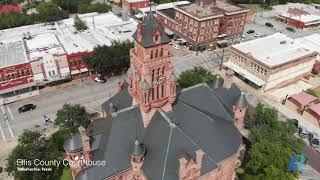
[288,119,299,129]
[286,27,295,32]
[265,22,274,27]
[18,104,36,113]
[247,30,255,34]
[298,126,308,138]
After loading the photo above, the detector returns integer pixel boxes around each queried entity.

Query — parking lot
[0,75,125,142]
[242,12,320,42]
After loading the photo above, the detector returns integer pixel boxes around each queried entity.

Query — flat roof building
[224,33,318,91]
[0,40,38,105]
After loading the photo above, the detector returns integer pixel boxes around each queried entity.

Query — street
[0,76,125,142]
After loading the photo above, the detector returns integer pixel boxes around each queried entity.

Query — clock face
[155,74,165,84]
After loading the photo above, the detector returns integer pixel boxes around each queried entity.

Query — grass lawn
[306,87,320,98]
[60,167,72,180]
[313,87,320,98]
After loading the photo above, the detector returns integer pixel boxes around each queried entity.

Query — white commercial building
[24,33,70,85]
[224,33,319,91]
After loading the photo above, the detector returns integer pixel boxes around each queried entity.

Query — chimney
[179,150,204,179]
[223,69,234,88]
[78,126,92,161]
[117,81,124,92]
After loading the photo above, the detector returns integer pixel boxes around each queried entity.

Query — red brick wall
[67,52,93,79]
[279,15,305,29]
[219,13,247,37]
[122,0,149,11]
[0,63,34,90]
[157,11,220,48]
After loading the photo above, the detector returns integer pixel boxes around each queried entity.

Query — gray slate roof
[64,133,82,152]
[74,83,244,180]
[132,13,171,48]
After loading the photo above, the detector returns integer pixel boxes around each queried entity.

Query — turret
[168,72,177,103]
[223,70,234,89]
[139,79,151,112]
[233,92,248,129]
[130,139,146,180]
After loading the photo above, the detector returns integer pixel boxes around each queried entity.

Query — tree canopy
[74,14,87,31]
[55,104,91,133]
[6,129,71,180]
[177,66,218,88]
[82,40,134,76]
[52,0,111,14]
[240,103,305,179]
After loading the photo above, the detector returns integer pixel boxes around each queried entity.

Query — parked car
[288,119,299,129]
[309,133,320,152]
[18,104,36,113]
[172,44,180,50]
[286,27,295,32]
[254,33,263,37]
[247,30,255,34]
[265,22,274,27]
[298,126,308,138]
[94,77,106,83]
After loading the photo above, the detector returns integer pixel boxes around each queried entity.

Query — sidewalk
[215,69,320,134]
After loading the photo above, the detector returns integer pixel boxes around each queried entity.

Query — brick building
[0,40,39,105]
[64,13,248,180]
[122,0,149,12]
[24,33,71,86]
[224,33,319,91]
[278,7,320,29]
[156,0,249,50]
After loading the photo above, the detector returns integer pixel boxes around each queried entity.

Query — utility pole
[219,48,225,71]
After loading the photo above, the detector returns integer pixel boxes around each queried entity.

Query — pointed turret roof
[234,92,248,108]
[131,139,145,156]
[211,76,223,89]
[109,102,117,114]
[132,13,171,48]
[169,72,177,82]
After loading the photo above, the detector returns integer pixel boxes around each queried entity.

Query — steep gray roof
[64,133,82,152]
[132,13,171,48]
[101,81,132,113]
[210,76,223,89]
[131,139,145,156]
[234,92,248,108]
[75,83,242,180]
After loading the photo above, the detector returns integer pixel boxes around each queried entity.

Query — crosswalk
[0,105,15,142]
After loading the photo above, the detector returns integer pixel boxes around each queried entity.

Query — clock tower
[127,13,177,127]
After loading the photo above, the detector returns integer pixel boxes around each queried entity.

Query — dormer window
[155,35,159,42]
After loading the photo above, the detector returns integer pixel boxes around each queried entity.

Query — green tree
[177,66,217,88]
[55,104,91,133]
[36,2,69,22]
[251,103,278,128]
[82,40,134,75]
[6,130,68,180]
[243,141,298,180]
[74,14,87,31]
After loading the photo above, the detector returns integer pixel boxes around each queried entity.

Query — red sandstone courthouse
[156,0,249,50]
[64,14,248,180]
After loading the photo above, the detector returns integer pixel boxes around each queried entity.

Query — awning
[217,34,227,38]
[164,28,174,36]
[71,70,80,75]
[290,92,317,106]
[223,61,266,86]
[80,68,89,72]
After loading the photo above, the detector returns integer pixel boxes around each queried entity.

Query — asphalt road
[0,76,125,142]
[304,146,320,173]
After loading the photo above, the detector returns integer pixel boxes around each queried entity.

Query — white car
[254,33,262,37]
[172,44,180,50]
[94,77,106,83]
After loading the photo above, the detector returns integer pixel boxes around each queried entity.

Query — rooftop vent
[280,40,287,44]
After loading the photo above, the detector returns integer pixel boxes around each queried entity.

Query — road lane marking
[0,120,6,141]
[5,106,14,138]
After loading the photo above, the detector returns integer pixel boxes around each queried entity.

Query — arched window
[155,49,158,58]
[150,50,153,59]
[160,48,163,57]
